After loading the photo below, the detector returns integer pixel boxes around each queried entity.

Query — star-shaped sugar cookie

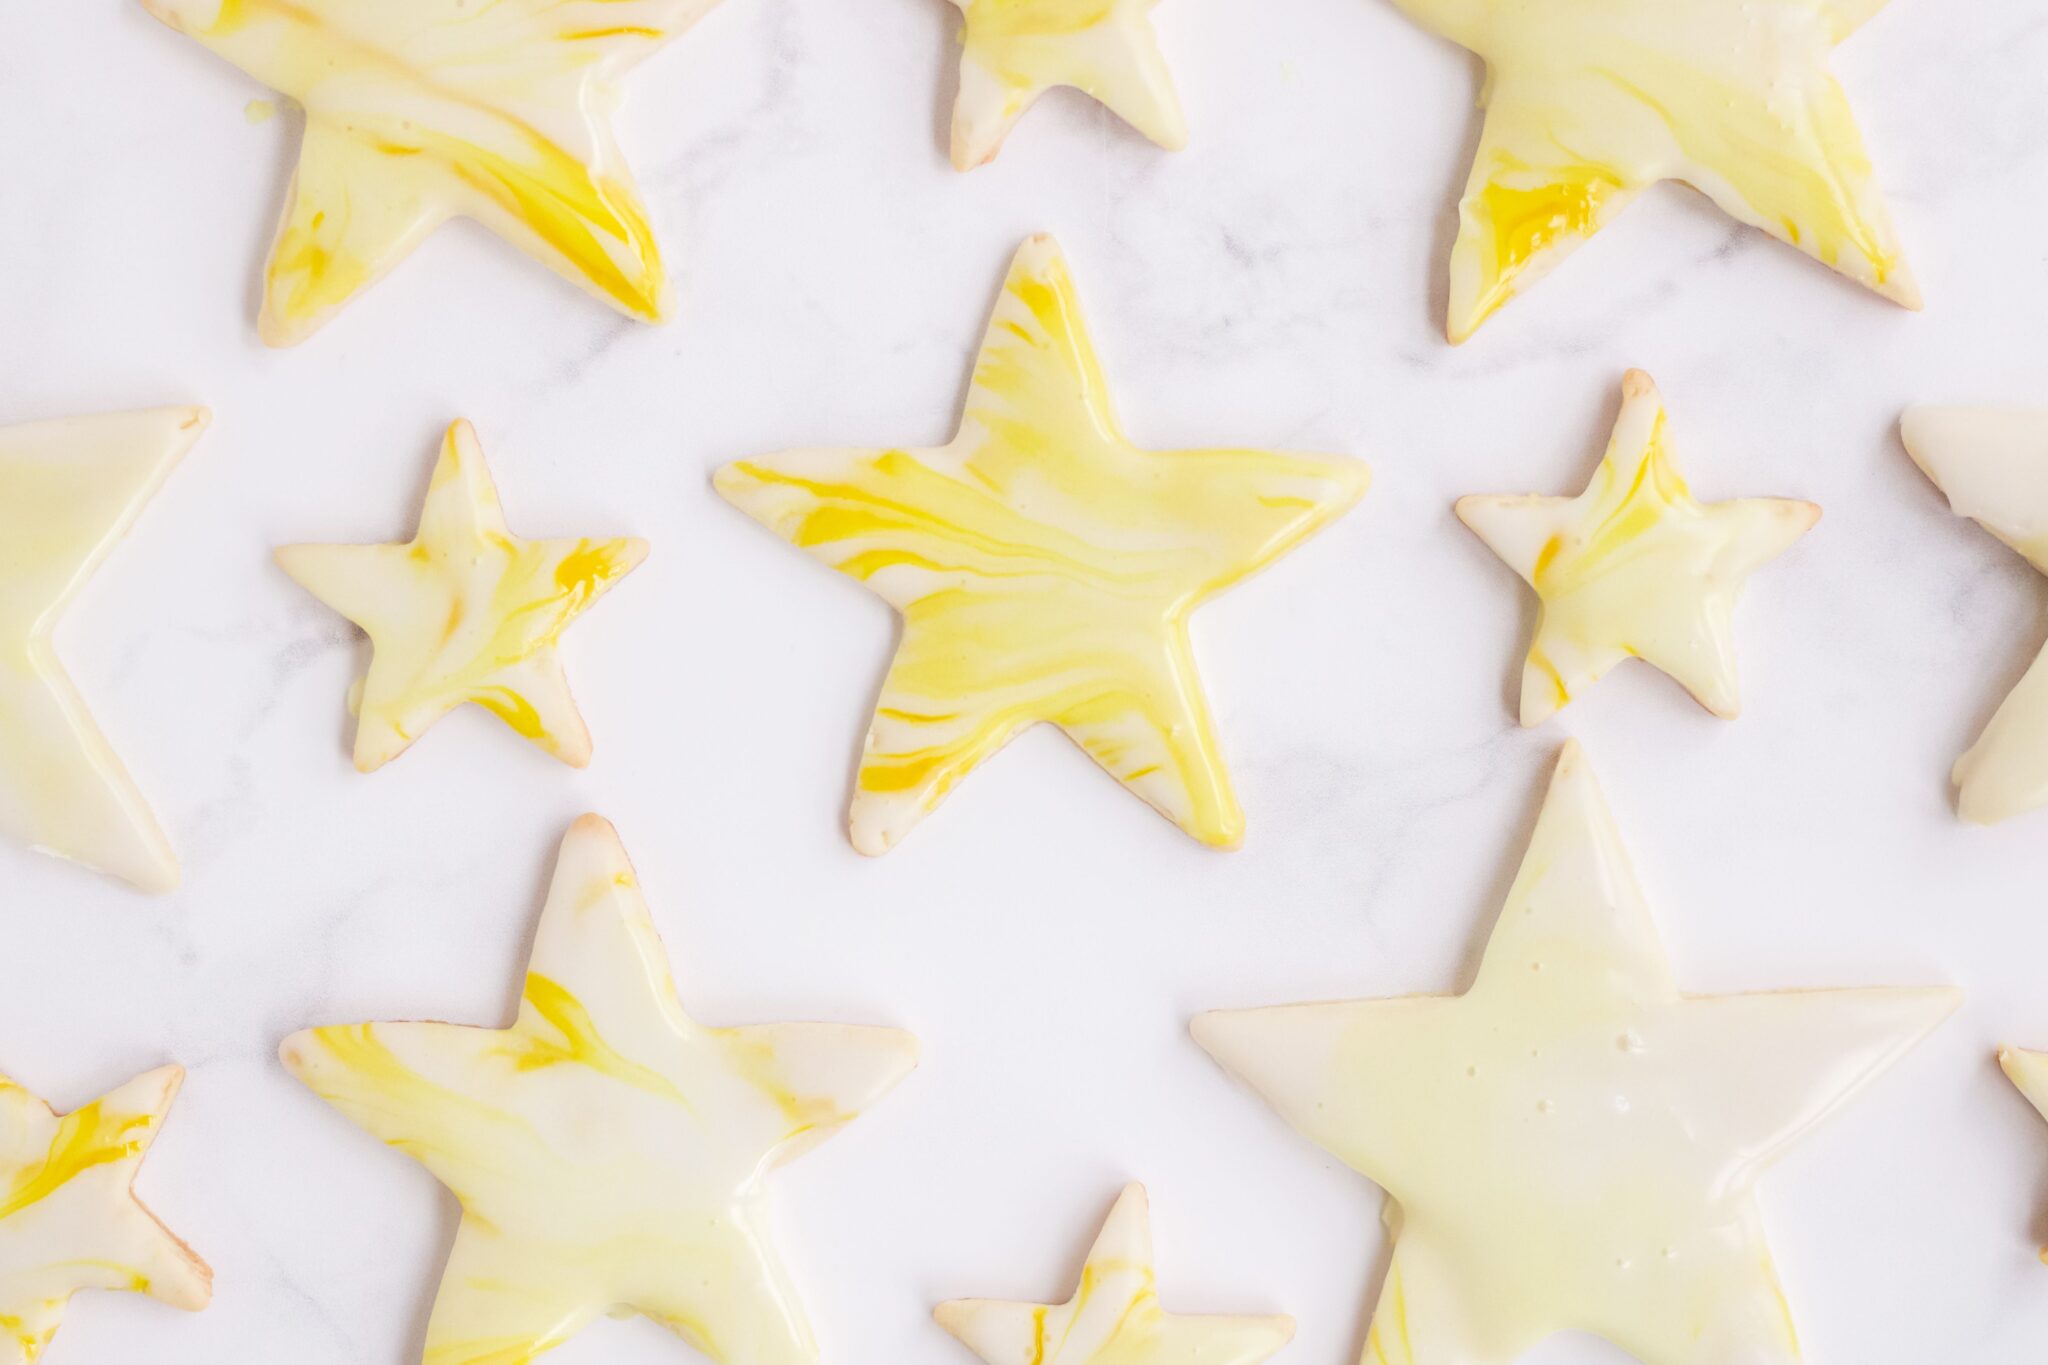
[1389,0,1919,341]
[946,0,1186,169]
[1901,406,2048,824]
[0,408,207,892]
[936,1184,1293,1365]
[0,1065,211,1363]
[2000,1046,2048,1262]
[1459,371,1817,725]
[143,0,719,344]
[1194,743,1958,1365]
[716,235,1367,854]
[277,420,646,772]
[282,814,919,1365]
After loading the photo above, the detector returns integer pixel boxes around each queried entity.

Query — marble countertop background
[7,1,2048,1362]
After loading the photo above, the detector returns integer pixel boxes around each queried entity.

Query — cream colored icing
[142,0,720,345]
[1999,1046,2048,1263]
[0,1065,211,1363]
[947,0,1186,169]
[281,814,919,1365]
[1193,742,1959,1365]
[1900,406,2048,825]
[936,1184,1293,1365]
[1387,0,1918,341]
[1458,370,1818,726]
[0,408,208,892]
[276,420,646,772]
[715,235,1367,855]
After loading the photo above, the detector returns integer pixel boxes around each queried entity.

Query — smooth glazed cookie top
[716,235,1368,855]
[281,814,919,1365]
[1195,743,1958,1365]
[143,0,720,344]
[1459,370,1818,726]
[276,419,646,772]
[0,408,207,892]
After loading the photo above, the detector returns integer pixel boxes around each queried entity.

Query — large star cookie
[1901,406,2048,824]
[1389,0,1919,341]
[143,0,719,344]
[0,1065,211,1363]
[277,420,646,772]
[0,408,207,892]
[282,814,918,1365]
[936,1183,1293,1365]
[1194,743,1958,1365]
[716,235,1367,854]
[946,0,1186,169]
[1459,370,1817,725]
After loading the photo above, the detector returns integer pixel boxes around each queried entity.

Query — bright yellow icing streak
[936,1185,1292,1365]
[1194,743,1959,1365]
[716,236,1367,855]
[142,0,718,344]
[1457,370,1817,726]
[282,815,917,1365]
[275,420,646,772]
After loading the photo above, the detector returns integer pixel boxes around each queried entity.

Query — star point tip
[1621,368,1658,399]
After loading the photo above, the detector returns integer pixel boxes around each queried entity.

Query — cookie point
[1621,368,1657,399]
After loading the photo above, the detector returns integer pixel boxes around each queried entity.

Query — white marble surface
[5,2,2048,1362]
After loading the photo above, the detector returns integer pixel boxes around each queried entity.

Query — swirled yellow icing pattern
[1901,406,2048,825]
[1386,0,1918,341]
[715,235,1368,855]
[282,814,919,1365]
[1458,371,1818,726]
[142,0,719,345]
[277,420,646,772]
[947,0,1186,169]
[0,408,208,892]
[0,1065,211,1363]
[936,1184,1292,1365]
[1194,742,1960,1365]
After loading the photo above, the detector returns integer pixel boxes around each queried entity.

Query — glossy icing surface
[0,1065,211,1363]
[143,0,718,345]
[281,814,919,1365]
[1388,0,1919,341]
[1193,743,1958,1365]
[0,408,207,892]
[1900,406,2048,824]
[1458,370,1817,726]
[936,1184,1292,1365]
[715,235,1367,855]
[947,0,1186,169]
[276,420,646,772]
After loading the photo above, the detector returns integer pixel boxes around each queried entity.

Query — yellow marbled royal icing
[1194,743,1959,1365]
[947,0,1186,169]
[277,420,646,772]
[716,235,1367,855]
[282,814,919,1365]
[1458,371,1818,726]
[1901,406,2048,825]
[0,1066,211,1363]
[143,0,720,345]
[936,1184,1292,1365]
[0,408,208,892]
[1388,0,1919,341]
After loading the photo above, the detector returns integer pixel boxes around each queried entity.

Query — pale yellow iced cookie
[282,814,919,1365]
[143,0,719,345]
[716,235,1367,855]
[936,1184,1293,1365]
[2000,1046,2048,1262]
[947,0,1186,169]
[1901,406,2048,824]
[277,420,646,772]
[1194,743,1958,1365]
[1459,371,1818,726]
[0,408,207,892]
[0,1065,211,1363]
[1388,0,1919,341]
